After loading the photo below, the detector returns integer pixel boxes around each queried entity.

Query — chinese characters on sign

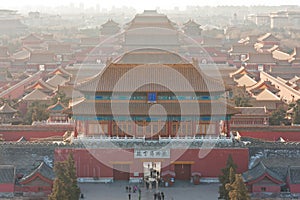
[134,149,170,158]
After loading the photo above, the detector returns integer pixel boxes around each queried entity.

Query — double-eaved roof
[115,48,189,64]
[73,48,237,117]
[126,10,176,30]
[76,63,227,93]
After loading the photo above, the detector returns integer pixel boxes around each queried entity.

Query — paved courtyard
[79,181,219,200]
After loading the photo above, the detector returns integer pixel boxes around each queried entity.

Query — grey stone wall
[0,192,14,198]
[0,143,76,175]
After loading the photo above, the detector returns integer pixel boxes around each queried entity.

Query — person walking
[161,192,165,200]
[128,193,131,200]
[154,192,157,200]
[157,192,161,200]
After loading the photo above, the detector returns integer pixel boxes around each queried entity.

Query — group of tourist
[126,185,142,200]
[154,191,165,200]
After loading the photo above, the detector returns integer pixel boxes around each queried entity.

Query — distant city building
[270,11,290,29]
[0,10,27,35]
[255,14,270,26]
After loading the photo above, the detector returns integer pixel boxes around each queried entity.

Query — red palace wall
[15,185,52,195]
[0,71,42,99]
[0,125,74,141]
[0,184,14,192]
[290,184,300,193]
[55,148,249,178]
[252,185,281,193]
[238,130,300,142]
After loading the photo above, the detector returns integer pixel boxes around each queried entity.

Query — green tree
[49,153,80,200]
[232,86,252,107]
[292,100,300,125]
[23,101,49,124]
[229,167,235,184]
[6,69,12,79]
[226,174,250,200]
[219,155,237,200]
[65,153,80,200]
[233,95,252,107]
[49,162,69,200]
[225,167,236,198]
[269,108,286,125]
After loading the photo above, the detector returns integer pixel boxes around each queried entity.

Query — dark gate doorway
[174,164,191,180]
[113,164,130,180]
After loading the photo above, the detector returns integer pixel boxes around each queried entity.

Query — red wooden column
[108,121,112,136]
[133,121,136,137]
[226,120,230,137]
[85,121,89,136]
[168,121,172,137]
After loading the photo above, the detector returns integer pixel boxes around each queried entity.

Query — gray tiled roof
[244,53,275,64]
[0,103,17,114]
[22,89,50,101]
[76,63,228,93]
[289,166,300,184]
[244,157,300,185]
[237,107,267,115]
[0,165,15,184]
[46,74,67,88]
[242,161,284,183]
[115,48,189,64]
[21,162,54,182]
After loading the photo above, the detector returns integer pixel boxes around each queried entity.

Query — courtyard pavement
[79,180,219,200]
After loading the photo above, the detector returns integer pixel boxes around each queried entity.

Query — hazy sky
[2,0,300,10]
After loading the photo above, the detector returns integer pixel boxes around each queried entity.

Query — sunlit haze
[2,0,300,11]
